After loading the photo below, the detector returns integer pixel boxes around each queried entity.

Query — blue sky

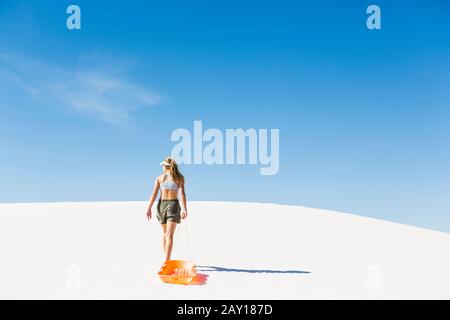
[0,0,449,232]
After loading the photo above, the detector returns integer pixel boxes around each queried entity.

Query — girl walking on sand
[146,157,188,261]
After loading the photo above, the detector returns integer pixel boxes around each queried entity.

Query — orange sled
[158,260,197,285]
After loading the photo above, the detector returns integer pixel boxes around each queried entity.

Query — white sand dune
[0,201,449,299]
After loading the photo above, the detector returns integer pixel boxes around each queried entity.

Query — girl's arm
[146,177,160,220]
[179,181,188,219]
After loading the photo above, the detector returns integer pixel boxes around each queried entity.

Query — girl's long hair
[164,157,184,185]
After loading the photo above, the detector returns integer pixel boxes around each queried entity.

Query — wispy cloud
[0,53,162,126]
[0,145,47,159]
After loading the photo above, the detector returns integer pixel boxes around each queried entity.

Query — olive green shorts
[157,199,181,224]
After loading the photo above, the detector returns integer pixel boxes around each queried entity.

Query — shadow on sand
[196,265,311,275]
[187,266,310,286]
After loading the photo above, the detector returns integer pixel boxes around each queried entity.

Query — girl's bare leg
[164,221,177,261]
[161,224,167,255]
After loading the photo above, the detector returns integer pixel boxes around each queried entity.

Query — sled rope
[184,219,192,262]
[172,219,192,261]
